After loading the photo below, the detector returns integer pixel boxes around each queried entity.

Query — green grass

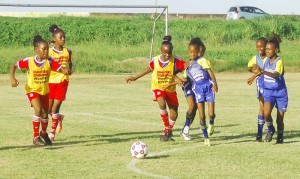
[1,73,300,178]
[1,15,300,73]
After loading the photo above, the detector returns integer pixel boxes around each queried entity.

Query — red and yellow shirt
[48,47,72,83]
[18,56,61,95]
[149,55,185,92]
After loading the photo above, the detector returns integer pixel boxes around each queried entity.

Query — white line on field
[127,143,210,179]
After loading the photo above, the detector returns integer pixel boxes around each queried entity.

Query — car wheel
[239,17,245,20]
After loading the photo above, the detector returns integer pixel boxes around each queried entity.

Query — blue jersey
[186,57,211,85]
[263,57,286,90]
[255,54,264,69]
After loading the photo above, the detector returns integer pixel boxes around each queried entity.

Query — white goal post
[0,3,168,61]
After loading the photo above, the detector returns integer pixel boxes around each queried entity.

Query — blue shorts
[192,83,215,103]
[182,82,195,98]
[263,88,288,112]
[256,76,263,98]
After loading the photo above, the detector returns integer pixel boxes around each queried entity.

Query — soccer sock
[184,112,193,127]
[40,118,48,133]
[200,122,208,139]
[257,115,265,137]
[209,116,215,125]
[168,118,176,129]
[277,122,284,137]
[190,111,196,125]
[51,113,59,134]
[32,115,41,138]
[266,121,275,133]
[160,109,170,131]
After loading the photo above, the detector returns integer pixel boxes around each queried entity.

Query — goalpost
[0,3,168,61]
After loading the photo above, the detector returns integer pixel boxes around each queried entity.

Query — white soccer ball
[130,141,149,159]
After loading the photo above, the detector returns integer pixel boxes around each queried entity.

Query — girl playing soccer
[182,38,218,146]
[48,24,73,141]
[180,38,207,141]
[126,35,185,141]
[10,35,72,146]
[253,34,288,143]
[246,37,268,142]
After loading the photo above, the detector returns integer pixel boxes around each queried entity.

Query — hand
[212,84,218,93]
[11,78,19,87]
[162,84,171,90]
[126,76,137,84]
[247,76,255,85]
[252,64,262,75]
[174,78,183,87]
[67,69,73,75]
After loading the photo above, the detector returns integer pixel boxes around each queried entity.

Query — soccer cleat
[204,138,210,146]
[33,136,45,146]
[207,124,215,136]
[56,115,64,133]
[180,131,192,141]
[160,130,174,142]
[276,133,284,144]
[180,126,192,141]
[265,132,274,142]
[48,133,55,142]
[40,131,52,145]
[256,136,263,142]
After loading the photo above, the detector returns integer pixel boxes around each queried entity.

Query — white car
[226,6,268,20]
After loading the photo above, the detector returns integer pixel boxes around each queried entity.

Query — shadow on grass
[146,155,170,159]
[1,129,299,151]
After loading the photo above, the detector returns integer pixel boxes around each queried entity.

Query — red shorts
[27,92,49,109]
[153,90,179,106]
[49,80,69,101]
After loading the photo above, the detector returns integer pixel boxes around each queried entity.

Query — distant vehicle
[226,6,268,20]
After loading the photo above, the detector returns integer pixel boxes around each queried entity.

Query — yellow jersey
[49,47,71,83]
[25,57,51,95]
[151,55,176,93]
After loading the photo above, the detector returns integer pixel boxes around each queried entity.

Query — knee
[34,106,42,116]
[208,113,215,119]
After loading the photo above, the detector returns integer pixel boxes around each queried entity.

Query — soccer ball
[130,141,149,159]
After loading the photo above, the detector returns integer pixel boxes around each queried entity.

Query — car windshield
[253,8,265,14]
[228,7,237,12]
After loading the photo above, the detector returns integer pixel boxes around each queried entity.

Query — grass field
[1,73,300,178]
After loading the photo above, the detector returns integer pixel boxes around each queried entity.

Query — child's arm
[59,67,72,75]
[68,62,73,75]
[10,63,19,87]
[247,74,258,85]
[207,69,218,93]
[162,75,185,90]
[126,67,152,84]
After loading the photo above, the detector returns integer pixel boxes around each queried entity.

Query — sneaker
[180,131,192,141]
[265,132,274,142]
[207,124,215,136]
[48,133,55,142]
[56,114,64,133]
[160,130,174,142]
[180,126,192,141]
[256,136,263,142]
[33,136,45,146]
[276,133,284,144]
[40,131,52,145]
[204,138,210,146]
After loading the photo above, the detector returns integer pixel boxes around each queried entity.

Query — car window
[253,8,265,14]
[240,7,252,13]
[228,7,237,12]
